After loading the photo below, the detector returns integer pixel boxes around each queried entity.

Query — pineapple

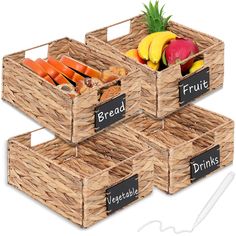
[143,1,172,33]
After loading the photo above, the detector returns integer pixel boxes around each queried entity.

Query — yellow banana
[147,60,159,71]
[138,32,161,60]
[149,31,176,64]
[189,60,204,73]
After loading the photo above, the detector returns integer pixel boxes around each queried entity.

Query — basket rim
[86,13,224,75]
[3,37,138,101]
[124,104,234,152]
[8,127,152,182]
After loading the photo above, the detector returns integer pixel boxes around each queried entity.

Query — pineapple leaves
[160,4,165,19]
[164,15,172,27]
[143,1,172,33]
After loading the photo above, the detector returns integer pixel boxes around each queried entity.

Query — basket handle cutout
[107,20,131,41]
[25,44,48,60]
[30,129,55,147]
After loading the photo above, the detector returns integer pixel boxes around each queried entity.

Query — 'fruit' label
[179,67,210,106]
[95,93,126,132]
[106,174,138,214]
[190,145,220,182]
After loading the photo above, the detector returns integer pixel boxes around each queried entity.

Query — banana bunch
[138,31,176,64]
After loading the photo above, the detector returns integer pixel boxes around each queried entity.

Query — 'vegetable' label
[190,145,220,182]
[179,67,210,106]
[95,93,126,132]
[106,174,138,214]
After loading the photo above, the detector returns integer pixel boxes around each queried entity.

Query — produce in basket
[60,56,102,79]
[23,56,126,101]
[138,31,176,62]
[35,58,71,85]
[189,60,204,73]
[36,58,58,78]
[101,66,127,83]
[143,0,172,33]
[125,1,203,74]
[101,70,118,83]
[57,84,77,97]
[125,49,146,64]
[147,60,159,70]
[109,66,127,77]
[126,0,175,69]
[148,31,176,64]
[22,58,55,85]
[163,38,199,73]
[100,85,121,102]
[48,56,84,83]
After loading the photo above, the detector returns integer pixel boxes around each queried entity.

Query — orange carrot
[84,66,102,79]
[22,58,55,85]
[35,58,59,79]
[48,56,84,83]
[54,74,71,85]
[60,56,87,74]
[60,55,102,79]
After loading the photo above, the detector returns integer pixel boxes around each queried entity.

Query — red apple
[165,38,199,73]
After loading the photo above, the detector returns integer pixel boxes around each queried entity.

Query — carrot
[48,56,84,83]
[35,58,59,79]
[36,59,72,85]
[54,74,71,85]
[60,55,102,79]
[44,75,56,85]
[23,58,48,77]
[84,66,102,79]
[36,58,71,85]
[72,73,85,83]
[60,56,87,74]
[48,56,74,78]
[22,58,55,85]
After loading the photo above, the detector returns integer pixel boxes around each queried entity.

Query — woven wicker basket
[86,15,224,118]
[8,124,154,227]
[2,37,141,143]
[123,104,234,194]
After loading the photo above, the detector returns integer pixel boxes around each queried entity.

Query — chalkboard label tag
[106,174,138,215]
[95,93,126,132]
[190,145,220,182]
[179,67,210,106]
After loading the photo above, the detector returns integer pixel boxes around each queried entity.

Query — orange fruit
[125,49,146,64]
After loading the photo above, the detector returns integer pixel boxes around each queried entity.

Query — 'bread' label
[106,174,138,214]
[95,93,126,132]
[190,145,220,182]
[179,67,210,106]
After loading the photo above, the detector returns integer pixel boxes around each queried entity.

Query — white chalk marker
[138,172,235,234]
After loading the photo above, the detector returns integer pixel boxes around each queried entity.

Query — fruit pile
[125,1,204,75]
[22,56,127,101]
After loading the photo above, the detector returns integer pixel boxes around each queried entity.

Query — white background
[0,0,235,235]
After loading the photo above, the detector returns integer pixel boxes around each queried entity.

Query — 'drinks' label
[190,145,220,182]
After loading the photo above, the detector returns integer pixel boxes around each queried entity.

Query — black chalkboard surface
[106,174,138,214]
[179,67,210,106]
[190,145,220,182]
[95,93,126,132]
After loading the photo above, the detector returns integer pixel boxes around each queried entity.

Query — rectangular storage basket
[2,37,141,143]
[123,104,234,194]
[8,124,154,227]
[86,15,224,118]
